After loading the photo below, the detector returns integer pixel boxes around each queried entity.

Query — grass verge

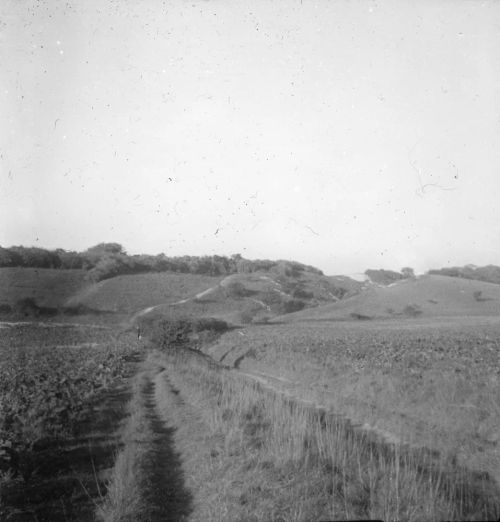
[96,369,151,521]
[159,348,500,522]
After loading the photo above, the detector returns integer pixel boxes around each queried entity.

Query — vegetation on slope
[129,268,354,326]
[274,274,500,322]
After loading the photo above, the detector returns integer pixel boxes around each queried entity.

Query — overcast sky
[1,0,499,275]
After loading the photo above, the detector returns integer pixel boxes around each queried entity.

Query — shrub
[365,269,404,285]
[0,303,11,315]
[292,287,314,299]
[403,304,423,317]
[261,288,282,306]
[238,308,257,324]
[281,299,306,314]
[14,298,40,317]
[350,312,372,320]
[144,316,230,350]
[224,280,251,299]
[401,267,416,279]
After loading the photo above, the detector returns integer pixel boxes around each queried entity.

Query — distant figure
[136,326,142,340]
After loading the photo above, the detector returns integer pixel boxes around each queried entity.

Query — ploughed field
[0,323,139,520]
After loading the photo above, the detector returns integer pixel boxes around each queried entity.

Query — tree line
[0,243,323,282]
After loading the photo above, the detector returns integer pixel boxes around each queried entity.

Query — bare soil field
[0,323,141,520]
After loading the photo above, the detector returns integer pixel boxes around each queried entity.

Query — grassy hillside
[67,272,222,313]
[137,269,353,325]
[0,265,355,321]
[327,274,367,296]
[275,274,500,322]
[0,267,88,308]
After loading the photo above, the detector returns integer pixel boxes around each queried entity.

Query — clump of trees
[428,265,500,285]
[141,316,230,350]
[364,268,415,285]
[0,243,324,283]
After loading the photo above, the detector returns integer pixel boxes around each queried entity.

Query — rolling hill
[133,269,352,324]
[10,264,498,326]
[0,262,358,322]
[274,274,500,322]
[66,272,222,313]
[0,267,88,309]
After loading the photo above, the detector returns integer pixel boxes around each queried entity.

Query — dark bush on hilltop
[401,266,416,279]
[365,269,406,285]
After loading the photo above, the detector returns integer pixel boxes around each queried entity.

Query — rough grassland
[277,274,500,322]
[204,316,500,490]
[0,267,88,308]
[150,348,499,521]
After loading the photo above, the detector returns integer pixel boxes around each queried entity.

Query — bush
[143,316,230,350]
[238,308,257,324]
[14,298,40,317]
[0,303,12,315]
[365,269,404,285]
[13,298,57,317]
[350,312,372,320]
[261,288,282,306]
[292,287,314,299]
[224,280,252,299]
[403,304,423,317]
[281,299,306,314]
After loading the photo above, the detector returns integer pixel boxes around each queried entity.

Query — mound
[136,270,354,326]
[0,268,88,309]
[274,274,500,322]
[67,272,222,313]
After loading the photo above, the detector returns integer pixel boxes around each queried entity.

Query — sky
[1,0,499,275]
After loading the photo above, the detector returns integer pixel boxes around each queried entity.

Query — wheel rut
[140,368,193,521]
